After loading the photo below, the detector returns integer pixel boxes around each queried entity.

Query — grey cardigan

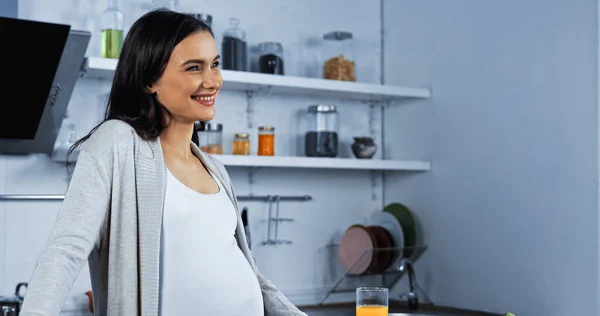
[20,120,307,316]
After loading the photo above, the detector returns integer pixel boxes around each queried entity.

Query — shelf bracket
[248,166,262,191]
[245,90,255,129]
[371,170,378,200]
[368,102,377,138]
[245,86,273,129]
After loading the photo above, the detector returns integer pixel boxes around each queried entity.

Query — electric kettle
[0,283,27,315]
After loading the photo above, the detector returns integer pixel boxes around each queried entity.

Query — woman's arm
[19,149,113,315]
[256,271,308,316]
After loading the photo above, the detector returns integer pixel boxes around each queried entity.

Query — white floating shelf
[214,155,430,171]
[82,57,431,102]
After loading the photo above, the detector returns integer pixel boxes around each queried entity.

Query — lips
[191,94,215,106]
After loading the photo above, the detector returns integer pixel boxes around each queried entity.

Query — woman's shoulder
[81,119,138,156]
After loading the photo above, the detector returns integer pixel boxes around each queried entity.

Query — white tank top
[159,168,264,316]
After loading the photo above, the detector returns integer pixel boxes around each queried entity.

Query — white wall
[384,0,600,315]
[0,0,396,314]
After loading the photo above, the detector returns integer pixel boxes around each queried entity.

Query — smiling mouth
[191,94,216,106]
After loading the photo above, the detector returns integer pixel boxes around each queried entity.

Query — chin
[195,108,216,122]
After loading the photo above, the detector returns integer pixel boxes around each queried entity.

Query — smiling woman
[19,8,307,316]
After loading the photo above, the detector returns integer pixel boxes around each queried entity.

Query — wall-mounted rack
[0,193,313,247]
[0,194,312,202]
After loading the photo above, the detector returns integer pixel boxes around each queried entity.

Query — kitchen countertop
[298,300,502,316]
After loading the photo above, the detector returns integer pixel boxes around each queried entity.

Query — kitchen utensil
[383,203,419,258]
[367,225,393,273]
[242,207,251,250]
[338,224,375,275]
[370,211,405,259]
[0,282,27,315]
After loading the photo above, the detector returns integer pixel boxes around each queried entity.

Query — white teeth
[192,95,215,101]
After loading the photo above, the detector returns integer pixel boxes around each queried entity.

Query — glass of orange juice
[356,287,388,316]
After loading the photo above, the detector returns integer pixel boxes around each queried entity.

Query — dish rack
[319,244,427,304]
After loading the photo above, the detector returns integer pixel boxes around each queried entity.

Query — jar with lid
[197,123,223,154]
[232,133,250,155]
[258,42,284,75]
[222,18,248,71]
[304,105,339,157]
[321,31,355,82]
[258,126,275,156]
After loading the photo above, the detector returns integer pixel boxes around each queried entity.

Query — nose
[201,70,222,90]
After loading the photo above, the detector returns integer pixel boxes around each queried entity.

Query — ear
[146,85,158,94]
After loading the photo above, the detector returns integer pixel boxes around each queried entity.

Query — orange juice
[356,305,388,316]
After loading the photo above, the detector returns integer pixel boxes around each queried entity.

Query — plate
[338,224,375,275]
[383,202,418,257]
[370,211,405,260]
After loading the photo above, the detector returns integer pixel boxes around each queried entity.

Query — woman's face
[149,31,222,124]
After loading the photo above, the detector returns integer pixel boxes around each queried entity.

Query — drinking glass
[356,287,388,316]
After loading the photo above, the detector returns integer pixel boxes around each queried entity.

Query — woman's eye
[211,61,221,68]
[186,65,200,71]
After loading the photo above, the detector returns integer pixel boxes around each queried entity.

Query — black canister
[221,18,247,71]
[258,42,284,75]
[304,105,339,158]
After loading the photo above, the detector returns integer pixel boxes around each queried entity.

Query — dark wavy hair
[67,8,213,162]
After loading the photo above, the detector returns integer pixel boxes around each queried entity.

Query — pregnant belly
[160,245,264,315]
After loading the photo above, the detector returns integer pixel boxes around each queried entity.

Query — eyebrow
[181,55,221,67]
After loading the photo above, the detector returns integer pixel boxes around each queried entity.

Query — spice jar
[258,126,275,156]
[258,42,284,75]
[321,31,355,82]
[198,123,223,154]
[232,133,250,155]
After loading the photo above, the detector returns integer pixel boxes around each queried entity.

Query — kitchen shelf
[81,57,431,102]
[214,155,430,171]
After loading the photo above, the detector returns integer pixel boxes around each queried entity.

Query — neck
[159,121,194,159]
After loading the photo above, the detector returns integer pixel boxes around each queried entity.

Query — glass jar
[100,0,124,59]
[258,126,275,156]
[198,123,223,154]
[258,42,284,75]
[232,133,250,155]
[304,105,339,157]
[186,13,213,27]
[321,31,355,82]
[222,18,248,71]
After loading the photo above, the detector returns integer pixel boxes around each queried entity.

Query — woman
[20,9,307,316]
